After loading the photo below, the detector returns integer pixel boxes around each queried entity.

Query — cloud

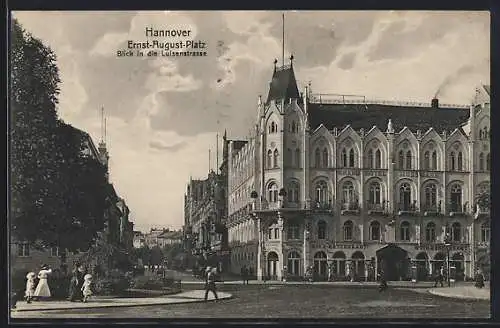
[298,11,490,104]
[73,112,217,231]
[149,140,188,152]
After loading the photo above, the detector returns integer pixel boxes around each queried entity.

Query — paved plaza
[10,283,490,320]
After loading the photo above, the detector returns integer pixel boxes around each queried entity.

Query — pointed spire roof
[266,57,300,105]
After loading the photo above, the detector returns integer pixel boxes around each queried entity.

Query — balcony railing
[421,205,440,217]
[311,201,333,211]
[341,202,360,215]
[448,203,466,216]
[475,204,490,219]
[366,203,385,215]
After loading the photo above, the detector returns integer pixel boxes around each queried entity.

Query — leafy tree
[10,19,108,261]
[132,245,152,265]
[10,18,63,244]
[149,246,164,266]
[162,243,184,263]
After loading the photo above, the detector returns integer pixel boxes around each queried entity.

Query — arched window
[291,121,296,133]
[424,151,430,170]
[295,148,300,168]
[341,148,347,167]
[425,222,436,242]
[342,181,355,204]
[486,153,490,171]
[287,251,300,276]
[450,184,462,213]
[367,149,373,169]
[450,151,456,171]
[315,148,321,168]
[273,149,279,168]
[452,222,461,242]
[322,148,328,168]
[479,153,484,171]
[481,223,490,243]
[375,149,381,168]
[315,181,328,204]
[457,152,463,171]
[369,221,381,241]
[317,220,327,240]
[399,183,412,211]
[268,183,278,203]
[431,151,437,170]
[269,122,277,134]
[267,150,272,169]
[400,221,410,241]
[424,183,437,210]
[288,181,300,203]
[398,150,404,169]
[406,150,412,169]
[368,181,381,205]
[343,221,353,241]
[349,149,355,167]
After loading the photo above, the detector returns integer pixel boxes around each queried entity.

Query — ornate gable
[364,126,388,151]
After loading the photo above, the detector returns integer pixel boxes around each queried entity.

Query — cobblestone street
[11,284,490,320]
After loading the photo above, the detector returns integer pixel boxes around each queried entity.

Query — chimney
[431,98,439,108]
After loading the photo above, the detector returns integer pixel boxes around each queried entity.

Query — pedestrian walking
[475,270,485,289]
[434,267,444,287]
[25,272,36,303]
[34,264,52,300]
[241,265,248,285]
[81,274,93,303]
[67,264,84,302]
[378,272,388,292]
[204,267,219,301]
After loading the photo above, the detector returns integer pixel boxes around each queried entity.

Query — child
[25,272,36,303]
[81,274,93,303]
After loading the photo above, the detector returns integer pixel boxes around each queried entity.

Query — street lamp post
[444,232,451,287]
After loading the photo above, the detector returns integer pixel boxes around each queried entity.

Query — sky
[12,11,490,233]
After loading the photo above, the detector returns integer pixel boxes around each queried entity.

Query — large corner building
[225,57,490,282]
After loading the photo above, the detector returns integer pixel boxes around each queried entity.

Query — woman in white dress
[34,264,52,300]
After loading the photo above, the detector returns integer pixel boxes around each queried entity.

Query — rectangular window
[17,242,30,257]
[287,225,300,240]
[50,246,59,257]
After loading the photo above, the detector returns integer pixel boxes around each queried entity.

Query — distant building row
[133,228,183,248]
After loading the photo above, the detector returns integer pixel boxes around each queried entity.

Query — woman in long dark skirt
[67,264,84,301]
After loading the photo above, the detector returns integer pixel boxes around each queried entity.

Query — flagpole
[282,12,285,67]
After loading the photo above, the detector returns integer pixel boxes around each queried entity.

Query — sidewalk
[11,290,232,313]
[181,279,441,288]
[428,286,490,300]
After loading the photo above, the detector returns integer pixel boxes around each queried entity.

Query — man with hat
[204,267,219,301]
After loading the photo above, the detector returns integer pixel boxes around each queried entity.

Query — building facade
[183,168,229,272]
[133,231,146,248]
[226,58,490,282]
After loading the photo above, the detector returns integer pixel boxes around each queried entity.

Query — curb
[12,294,233,312]
[184,281,439,289]
[428,289,490,301]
